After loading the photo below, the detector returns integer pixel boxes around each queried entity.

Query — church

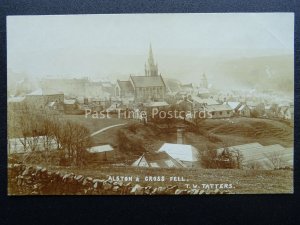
[115,44,166,102]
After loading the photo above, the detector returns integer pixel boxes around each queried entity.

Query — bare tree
[264,151,285,169]
[231,147,244,169]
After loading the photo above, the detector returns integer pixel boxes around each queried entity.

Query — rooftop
[205,104,233,112]
[144,101,169,108]
[87,144,114,153]
[158,143,199,162]
[27,88,64,96]
[224,101,241,110]
[132,152,185,168]
[117,80,134,93]
[130,75,165,88]
[193,96,219,106]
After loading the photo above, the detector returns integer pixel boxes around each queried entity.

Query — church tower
[201,73,208,88]
[145,44,159,76]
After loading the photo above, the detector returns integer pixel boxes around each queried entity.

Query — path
[90,123,127,137]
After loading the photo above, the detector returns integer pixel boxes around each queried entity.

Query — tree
[250,109,259,118]
[231,148,244,169]
[200,145,218,168]
[264,151,285,169]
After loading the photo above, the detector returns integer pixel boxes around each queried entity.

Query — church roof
[117,80,134,93]
[130,75,165,88]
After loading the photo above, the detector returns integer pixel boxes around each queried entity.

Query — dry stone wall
[8,164,231,195]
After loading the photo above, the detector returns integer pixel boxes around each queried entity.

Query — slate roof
[130,75,165,88]
[132,152,184,168]
[164,79,181,92]
[205,104,233,112]
[224,101,241,110]
[193,96,219,106]
[88,145,114,153]
[117,80,134,93]
[158,143,199,162]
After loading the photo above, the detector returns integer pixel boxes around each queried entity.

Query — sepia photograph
[7,13,294,195]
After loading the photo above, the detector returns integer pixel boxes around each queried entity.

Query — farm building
[157,143,200,167]
[87,144,115,161]
[131,152,185,168]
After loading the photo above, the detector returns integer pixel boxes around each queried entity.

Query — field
[8,115,294,194]
[196,117,293,148]
[61,114,136,146]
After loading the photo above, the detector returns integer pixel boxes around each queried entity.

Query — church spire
[148,43,155,67]
[145,43,158,76]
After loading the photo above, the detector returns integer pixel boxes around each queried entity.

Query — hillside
[211,54,293,94]
[113,117,293,157]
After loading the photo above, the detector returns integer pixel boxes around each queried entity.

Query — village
[8,44,294,174]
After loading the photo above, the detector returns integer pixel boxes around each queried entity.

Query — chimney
[177,126,185,144]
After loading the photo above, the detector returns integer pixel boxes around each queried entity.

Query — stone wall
[8,164,230,195]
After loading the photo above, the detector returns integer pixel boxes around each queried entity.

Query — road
[90,123,127,137]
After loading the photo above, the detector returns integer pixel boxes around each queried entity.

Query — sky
[7,13,294,83]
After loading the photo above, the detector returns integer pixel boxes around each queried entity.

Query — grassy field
[61,114,134,133]
[198,117,293,148]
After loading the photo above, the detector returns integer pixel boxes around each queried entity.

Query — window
[220,112,223,115]
[212,112,215,116]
